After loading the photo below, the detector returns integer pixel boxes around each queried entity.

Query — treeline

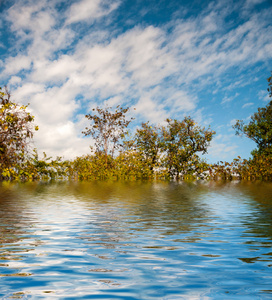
[1,73,272,182]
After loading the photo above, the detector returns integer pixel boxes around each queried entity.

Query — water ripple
[0,181,272,299]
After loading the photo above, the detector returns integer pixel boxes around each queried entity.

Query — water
[0,180,272,299]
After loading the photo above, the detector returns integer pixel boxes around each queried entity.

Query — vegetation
[1,73,271,182]
[161,117,215,179]
[83,105,133,157]
[133,122,162,173]
[233,101,272,156]
[0,87,38,180]
[212,72,272,181]
[233,72,272,156]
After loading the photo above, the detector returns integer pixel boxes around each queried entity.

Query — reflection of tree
[120,182,210,239]
[0,183,38,263]
[226,182,272,264]
[64,180,272,268]
[66,181,213,246]
[238,182,272,238]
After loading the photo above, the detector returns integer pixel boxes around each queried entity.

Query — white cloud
[205,134,238,162]
[12,82,45,103]
[244,0,267,11]
[34,121,92,159]
[221,92,239,104]
[66,0,120,25]
[8,76,22,86]
[258,90,270,102]
[104,95,123,107]
[166,90,196,112]
[246,0,266,4]
[242,102,254,108]
[31,55,79,83]
[7,1,48,32]
[135,94,167,124]
[3,55,32,76]
[170,10,272,87]
[30,84,80,124]
[191,108,213,127]
[120,26,177,88]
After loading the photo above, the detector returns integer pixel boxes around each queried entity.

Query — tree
[233,75,272,155]
[133,122,162,172]
[82,105,134,157]
[231,73,272,181]
[0,87,38,178]
[161,117,215,179]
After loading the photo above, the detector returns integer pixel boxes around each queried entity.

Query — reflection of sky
[199,185,255,221]
[0,181,272,299]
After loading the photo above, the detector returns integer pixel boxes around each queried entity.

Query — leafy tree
[161,117,215,179]
[0,87,38,178]
[115,150,154,179]
[233,78,272,155]
[83,105,134,157]
[20,149,68,181]
[224,155,272,181]
[210,160,238,181]
[228,73,272,181]
[71,151,154,181]
[133,122,163,172]
[72,153,115,180]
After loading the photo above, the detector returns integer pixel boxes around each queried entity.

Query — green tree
[21,149,68,181]
[82,105,134,157]
[133,122,162,172]
[115,150,154,179]
[161,117,215,179]
[0,87,38,179]
[231,73,272,181]
[72,154,115,180]
[233,88,272,155]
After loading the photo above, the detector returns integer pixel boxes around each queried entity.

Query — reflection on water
[0,180,272,299]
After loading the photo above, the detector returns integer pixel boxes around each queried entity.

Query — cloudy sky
[0,0,271,163]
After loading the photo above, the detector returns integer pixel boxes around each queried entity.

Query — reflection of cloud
[2,181,272,297]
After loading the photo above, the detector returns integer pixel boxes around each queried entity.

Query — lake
[0,180,272,299]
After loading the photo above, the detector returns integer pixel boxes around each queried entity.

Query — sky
[0,0,271,163]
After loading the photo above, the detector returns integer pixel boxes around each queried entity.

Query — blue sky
[0,0,271,163]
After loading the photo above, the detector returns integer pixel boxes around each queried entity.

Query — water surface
[0,180,272,299]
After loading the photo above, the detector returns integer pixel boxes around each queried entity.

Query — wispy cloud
[242,102,254,108]
[258,90,270,102]
[205,134,238,162]
[221,93,240,104]
[65,0,120,25]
